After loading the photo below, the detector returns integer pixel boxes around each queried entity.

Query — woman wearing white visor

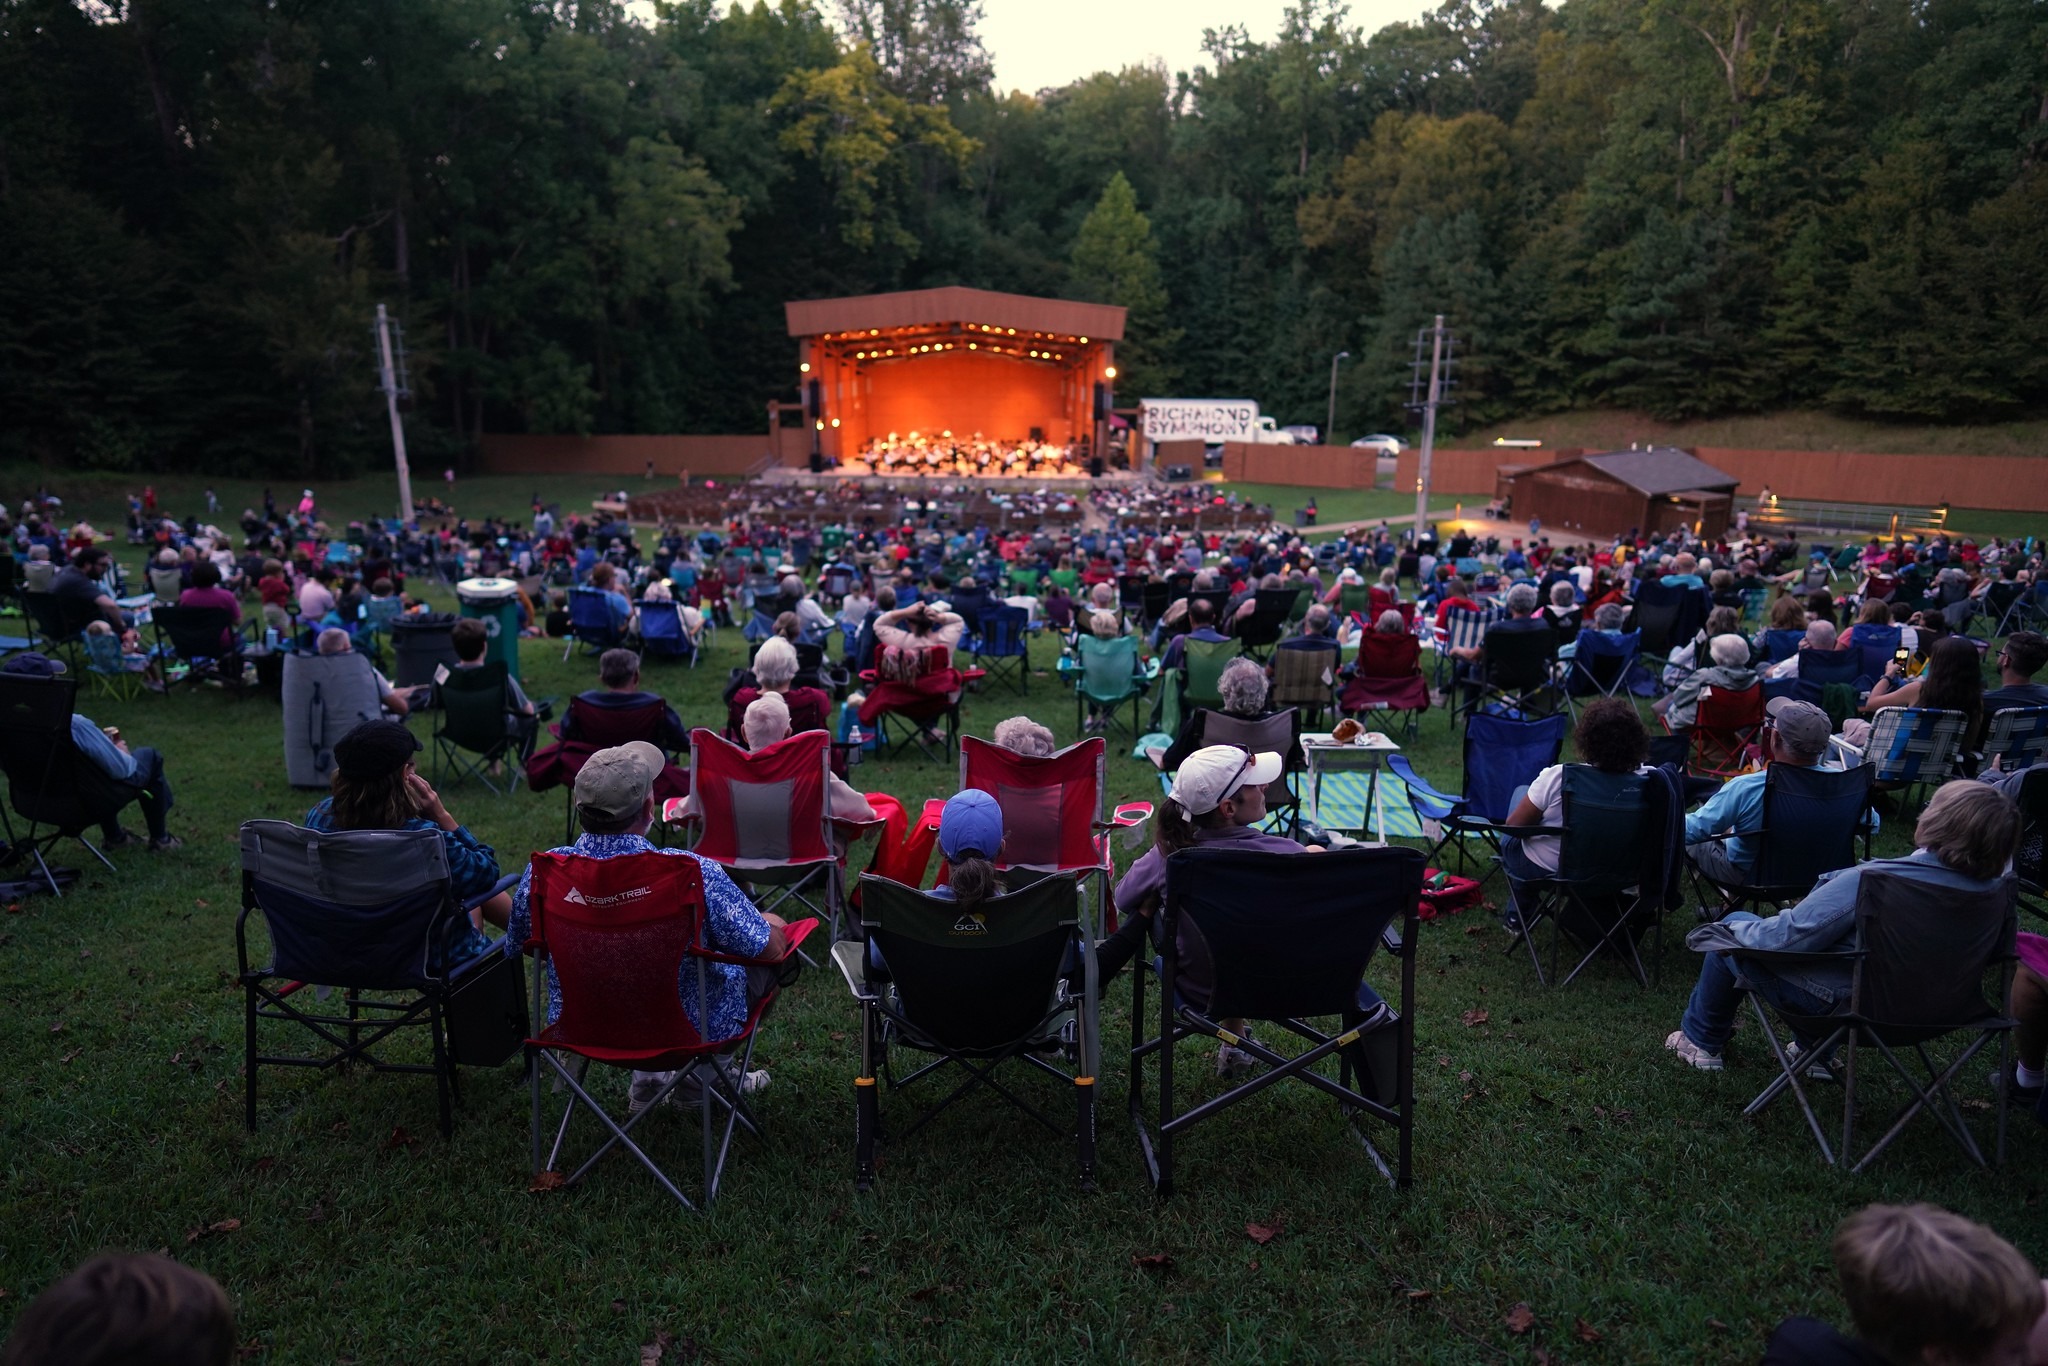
[1084,744,1321,1075]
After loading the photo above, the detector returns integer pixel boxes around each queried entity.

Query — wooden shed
[1506,448,1741,539]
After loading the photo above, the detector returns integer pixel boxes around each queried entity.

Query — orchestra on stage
[835,432,1088,480]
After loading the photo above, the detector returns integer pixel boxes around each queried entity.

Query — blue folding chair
[1790,647,1862,708]
[636,600,696,665]
[1982,706,2048,777]
[1564,628,1640,712]
[1758,629,1807,666]
[1850,625,1903,688]
[1851,706,1971,813]
[1433,604,1500,694]
[562,587,624,659]
[973,604,1032,696]
[1386,710,1568,883]
[1690,763,1873,914]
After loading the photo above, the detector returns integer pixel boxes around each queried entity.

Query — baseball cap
[938,789,1005,862]
[572,741,665,823]
[333,718,421,779]
[1764,697,1832,756]
[1168,745,1282,817]
[0,651,67,677]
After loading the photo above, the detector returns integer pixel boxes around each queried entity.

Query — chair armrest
[463,872,521,911]
[832,814,888,847]
[1380,923,1408,957]
[1447,818,1558,839]
[829,938,872,999]
[659,797,697,826]
[1719,944,1864,968]
[697,916,821,967]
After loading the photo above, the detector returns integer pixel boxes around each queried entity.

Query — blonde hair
[1833,1203,2043,1363]
[1912,781,2022,880]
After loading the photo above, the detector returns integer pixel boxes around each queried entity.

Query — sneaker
[1989,1064,2045,1105]
[627,1070,678,1115]
[1664,1029,1724,1071]
[673,1062,770,1106]
[147,834,185,852]
[1216,1037,1259,1077]
[101,827,141,851]
[1786,1041,1834,1084]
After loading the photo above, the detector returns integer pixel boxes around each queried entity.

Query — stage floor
[760,466,1143,493]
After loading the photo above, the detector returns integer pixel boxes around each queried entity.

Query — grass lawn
[1210,484,1459,529]
[2,557,2042,1363]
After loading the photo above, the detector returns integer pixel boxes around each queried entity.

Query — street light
[1326,350,1351,446]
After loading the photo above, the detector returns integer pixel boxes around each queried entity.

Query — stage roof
[785,286,1125,341]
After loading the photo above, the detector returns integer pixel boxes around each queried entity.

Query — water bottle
[266,627,280,651]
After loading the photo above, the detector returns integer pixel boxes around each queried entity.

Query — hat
[572,741,665,823]
[938,790,1005,862]
[333,719,422,779]
[1168,745,1282,817]
[0,651,67,677]
[1764,697,1832,756]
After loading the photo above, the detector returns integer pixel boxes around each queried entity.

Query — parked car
[1350,434,1405,455]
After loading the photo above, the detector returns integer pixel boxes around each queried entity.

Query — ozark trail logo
[950,912,987,935]
[563,884,654,908]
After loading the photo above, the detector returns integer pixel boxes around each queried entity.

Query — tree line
[1,0,2043,476]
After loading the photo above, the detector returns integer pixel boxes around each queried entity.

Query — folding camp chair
[636,601,696,665]
[1989,581,2046,638]
[1789,647,1862,709]
[1843,707,1970,812]
[1129,845,1424,1197]
[1386,711,1568,883]
[2015,769,2047,924]
[1071,634,1156,738]
[1849,625,1903,688]
[1269,641,1342,729]
[1507,765,1679,988]
[742,605,779,644]
[1451,623,1559,729]
[562,587,624,659]
[1718,871,2018,1172]
[1689,763,1872,915]
[523,849,816,1208]
[0,672,152,895]
[431,662,523,796]
[1564,628,1640,712]
[526,695,687,842]
[150,605,251,697]
[683,727,876,943]
[1234,588,1302,661]
[1981,707,2048,776]
[859,647,971,763]
[1630,581,1711,688]
[1680,683,1763,780]
[81,629,143,702]
[1180,635,1237,715]
[836,873,1097,1191]
[19,590,99,667]
[972,605,1032,696]
[1757,629,1806,666]
[238,821,525,1138]
[1432,604,1500,694]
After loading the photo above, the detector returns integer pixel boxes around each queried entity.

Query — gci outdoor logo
[563,885,654,908]
[950,913,987,935]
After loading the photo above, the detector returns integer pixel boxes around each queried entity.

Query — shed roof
[786,287,1126,341]
[1577,447,1740,496]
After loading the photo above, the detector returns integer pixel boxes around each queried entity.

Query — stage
[759,464,1142,494]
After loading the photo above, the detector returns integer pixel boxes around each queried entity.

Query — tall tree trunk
[130,2,184,169]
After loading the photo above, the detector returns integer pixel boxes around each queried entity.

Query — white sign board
[1140,399,1261,444]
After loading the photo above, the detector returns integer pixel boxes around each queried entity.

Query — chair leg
[244,984,260,1132]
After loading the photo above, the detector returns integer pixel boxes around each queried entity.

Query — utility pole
[374,303,416,524]
[1325,350,1350,447]
[1408,315,1458,538]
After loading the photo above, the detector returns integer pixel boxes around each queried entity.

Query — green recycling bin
[456,577,523,682]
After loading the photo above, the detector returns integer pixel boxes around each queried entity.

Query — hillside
[1450,410,2048,458]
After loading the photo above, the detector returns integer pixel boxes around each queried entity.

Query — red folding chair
[855,644,972,763]
[681,728,878,943]
[525,695,687,842]
[1682,683,1765,780]
[523,849,816,1209]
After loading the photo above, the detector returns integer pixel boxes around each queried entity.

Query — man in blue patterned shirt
[503,740,789,1110]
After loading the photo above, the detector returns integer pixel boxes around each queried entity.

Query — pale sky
[624,1,1440,94]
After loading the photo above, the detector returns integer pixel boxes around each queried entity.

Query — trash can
[390,613,461,690]
[456,577,523,683]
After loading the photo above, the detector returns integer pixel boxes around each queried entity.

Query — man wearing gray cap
[1683,697,1842,891]
[501,741,790,1109]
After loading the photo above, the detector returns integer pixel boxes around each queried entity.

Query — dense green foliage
[3,0,2044,475]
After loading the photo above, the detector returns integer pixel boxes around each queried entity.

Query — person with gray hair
[727,693,876,823]
[21,542,56,593]
[1654,632,1759,729]
[1449,578,1547,664]
[315,625,415,717]
[560,647,688,751]
[149,548,184,605]
[778,573,833,638]
[1763,618,1839,681]
[729,635,831,739]
[1159,657,1278,771]
[991,715,1056,757]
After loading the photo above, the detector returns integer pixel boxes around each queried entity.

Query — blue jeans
[1679,939,1835,1054]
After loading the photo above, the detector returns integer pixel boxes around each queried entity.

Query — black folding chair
[432,661,523,796]
[150,605,251,698]
[238,821,524,1138]
[1629,581,1711,688]
[1690,764,1871,914]
[0,672,146,894]
[1129,845,1423,1198]
[2018,768,2047,924]
[1185,707,1301,837]
[20,590,100,667]
[1234,588,1303,661]
[836,874,1098,1191]
[1509,765,1680,988]
[1716,871,2018,1172]
[1453,622,1560,728]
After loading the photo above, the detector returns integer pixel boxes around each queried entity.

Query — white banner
[1140,399,1260,444]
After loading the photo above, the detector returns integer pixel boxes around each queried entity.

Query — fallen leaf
[383,1126,421,1152]
[830,1031,846,1042]
[1405,1288,1433,1303]
[1463,924,1486,936]
[1531,1092,1557,1108]
[1458,1070,1473,1084]
[528,1171,567,1195]
[1575,1316,1603,1343]
[611,1299,627,1314]
[1504,1302,1537,1335]
[48,1020,63,1034]
[1246,1259,1259,1271]
[1245,1220,1282,1245]
[195,899,209,908]
[1461,1008,1490,1028]
[252,1157,276,1175]
[59,1049,79,1064]
[237,1341,264,1360]
[1533,1349,1556,1366]
[328,1120,349,1135]
[1707,1318,1730,1331]
[185,1218,242,1244]
[1132,1252,1174,1270]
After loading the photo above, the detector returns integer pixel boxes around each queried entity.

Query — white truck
[1139,398,1299,447]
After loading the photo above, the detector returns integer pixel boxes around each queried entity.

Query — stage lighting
[830,418,841,427]
[1105,365,1118,379]
[800,362,811,373]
